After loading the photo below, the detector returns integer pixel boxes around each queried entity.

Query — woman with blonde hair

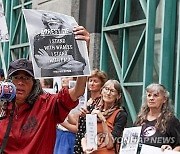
[74,69,108,154]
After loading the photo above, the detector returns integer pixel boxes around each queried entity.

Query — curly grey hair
[134,83,174,133]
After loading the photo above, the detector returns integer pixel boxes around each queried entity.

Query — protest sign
[86,114,97,150]
[119,126,142,154]
[140,144,180,154]
[23,9,91,78]
[0,0,9,42]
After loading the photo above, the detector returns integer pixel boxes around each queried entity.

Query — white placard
[86,114,97,150]
[23,9,91,78]
[140,144,180,154]
[119,126,142,154]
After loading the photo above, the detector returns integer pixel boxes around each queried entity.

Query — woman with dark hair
[81,80,128,154]
[134,83,180,152]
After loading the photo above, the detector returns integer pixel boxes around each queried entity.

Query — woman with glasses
[134,83,180,152]
[81,80,128,154]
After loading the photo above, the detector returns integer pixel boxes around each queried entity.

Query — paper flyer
[86,114,97,150]
[140,144,180,154]
[23,9,90,78]
[119,126,142,154]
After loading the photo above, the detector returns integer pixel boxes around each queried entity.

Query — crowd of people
[0,25,180,154]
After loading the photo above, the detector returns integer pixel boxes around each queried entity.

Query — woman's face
[11,71,34,107]
[88,76,103,93]
[146,90,166,110]
[101,81,120,105]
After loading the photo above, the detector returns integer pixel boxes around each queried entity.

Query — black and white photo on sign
[119,126,142,154]
[0,0,9,42]
[140,144,180,154]
[23,9,91,78]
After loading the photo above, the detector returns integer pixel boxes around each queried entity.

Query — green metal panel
[122,0,130,76]
[104,33,137,121]
[159,0,176,97]
[1,0,32,73]
[100,0,112,72]
[101,0,180,125]
[142,0,156,93]
[100,0,147,124]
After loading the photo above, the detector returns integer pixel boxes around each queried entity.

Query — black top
[140,116,180,148]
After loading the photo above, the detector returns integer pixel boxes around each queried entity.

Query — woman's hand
[79,107,89,117]
[91,109,106,122]
[161,145,172,151]
[81,135,96,154]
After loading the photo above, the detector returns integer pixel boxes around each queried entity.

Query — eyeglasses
[11,75,33,83]
[103,87,117,95]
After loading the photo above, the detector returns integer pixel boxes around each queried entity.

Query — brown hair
[88,69,108,86]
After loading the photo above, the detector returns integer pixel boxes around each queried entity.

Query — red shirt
[0,87,78,154]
